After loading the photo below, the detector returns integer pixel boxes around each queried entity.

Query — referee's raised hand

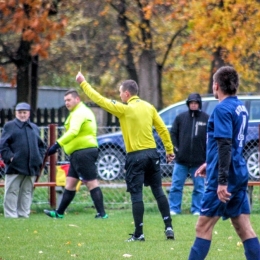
[76,72,85,84]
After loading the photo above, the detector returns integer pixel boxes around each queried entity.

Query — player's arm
[76,72,125,118]
[153,109,174,162]
[57,113,84,146]
[195,163,207,177]
[0,123,14,163]
[216,137,232,185]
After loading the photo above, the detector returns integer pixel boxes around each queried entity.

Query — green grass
[0,208,259,260]
[1,183,260,259]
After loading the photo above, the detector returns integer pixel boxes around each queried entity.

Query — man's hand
[47,142,60,156]
[217,185,231,203]
[76,72,86,84]
[166,153,175,164]
[195,163,207,177]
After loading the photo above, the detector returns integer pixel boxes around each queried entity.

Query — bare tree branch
[160,25,187,68]
[109,2,136,25]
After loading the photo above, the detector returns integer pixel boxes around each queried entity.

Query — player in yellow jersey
[44,90,107,219]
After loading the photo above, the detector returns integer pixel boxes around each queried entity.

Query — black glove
[47,142,61,156]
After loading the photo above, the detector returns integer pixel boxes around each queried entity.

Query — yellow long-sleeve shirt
[80,81,173,154]
[57,102,98,155]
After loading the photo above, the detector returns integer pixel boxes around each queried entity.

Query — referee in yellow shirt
[76,72,175,241]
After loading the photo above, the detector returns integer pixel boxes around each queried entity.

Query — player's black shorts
[68,148,99,182]
[125,148,162,193]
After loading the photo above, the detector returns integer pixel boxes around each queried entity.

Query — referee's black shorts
[68,147,99,182]
[125,148,162,193]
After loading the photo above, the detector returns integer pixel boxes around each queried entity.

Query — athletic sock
[156,195,173,229]
[243,237,260,260]
[188,237,211,260]
[132,201,144,236]
[57,189,76,215]
[90,187,106,216]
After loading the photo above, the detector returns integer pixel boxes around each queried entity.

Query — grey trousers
[4,174,35,218]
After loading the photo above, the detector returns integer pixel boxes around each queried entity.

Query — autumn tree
[39,1,189,109]
[184,0,260,93]
[38,0,260,110]
[106,0,189,109]
[0,0,67,110]
[39,1,215,107]
[38,1,126,99]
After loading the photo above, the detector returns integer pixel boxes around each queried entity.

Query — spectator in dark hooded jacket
[168,93,209,215]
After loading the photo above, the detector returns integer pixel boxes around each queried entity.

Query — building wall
[0,84,68,109]
[0,84,118,127]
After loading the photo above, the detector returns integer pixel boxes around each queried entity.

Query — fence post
[49,124,57,208]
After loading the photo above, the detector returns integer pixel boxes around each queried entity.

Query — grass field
[1,205,260,260]
[1,183,260,259]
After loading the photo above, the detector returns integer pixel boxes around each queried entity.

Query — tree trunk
[15,39,32,104]
[16,63,31,104]
[115,0,138,83]
[31,55,39,112]
[208,47,226,93]
[138,50,159,109]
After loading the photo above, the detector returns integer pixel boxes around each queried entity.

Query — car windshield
[159,104,187,127]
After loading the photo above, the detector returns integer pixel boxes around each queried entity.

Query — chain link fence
[0,125,260,213]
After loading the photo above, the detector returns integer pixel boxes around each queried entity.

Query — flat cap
[15,102,31,111]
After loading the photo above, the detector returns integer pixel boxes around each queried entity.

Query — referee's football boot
[165,227,174,240]
[44,209,64,219]
[126,234,145,242]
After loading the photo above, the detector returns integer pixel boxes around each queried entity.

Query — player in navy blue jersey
[188,66,260,260]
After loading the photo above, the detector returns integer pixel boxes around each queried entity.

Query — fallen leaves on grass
[69,224,79,227]
[237,241,242,247]
[123,254,132,257]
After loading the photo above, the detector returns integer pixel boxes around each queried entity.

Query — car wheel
[245,146,259,181]
[97,148,125,181]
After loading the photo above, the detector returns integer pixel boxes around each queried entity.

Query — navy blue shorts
[68,148,98,182]
[200,189,250,220]
[125,148,162,193]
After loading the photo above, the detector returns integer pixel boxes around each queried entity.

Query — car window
[202,100,218,115]
[159,96,258,127]
[159,104,187,126]
[249,100,260,120]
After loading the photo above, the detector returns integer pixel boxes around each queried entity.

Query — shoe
[170,211,177,215]
[95,213,108,219]
[165,227,175,240]
[193,212,200,216]
[44,209,64,219]
[126,234,145,242]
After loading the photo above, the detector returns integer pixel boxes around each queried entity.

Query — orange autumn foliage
[0,0,67,58]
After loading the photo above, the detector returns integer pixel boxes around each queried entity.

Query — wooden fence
[0,104,119,127]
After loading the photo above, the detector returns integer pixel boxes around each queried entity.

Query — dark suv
[96,95,260,181]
